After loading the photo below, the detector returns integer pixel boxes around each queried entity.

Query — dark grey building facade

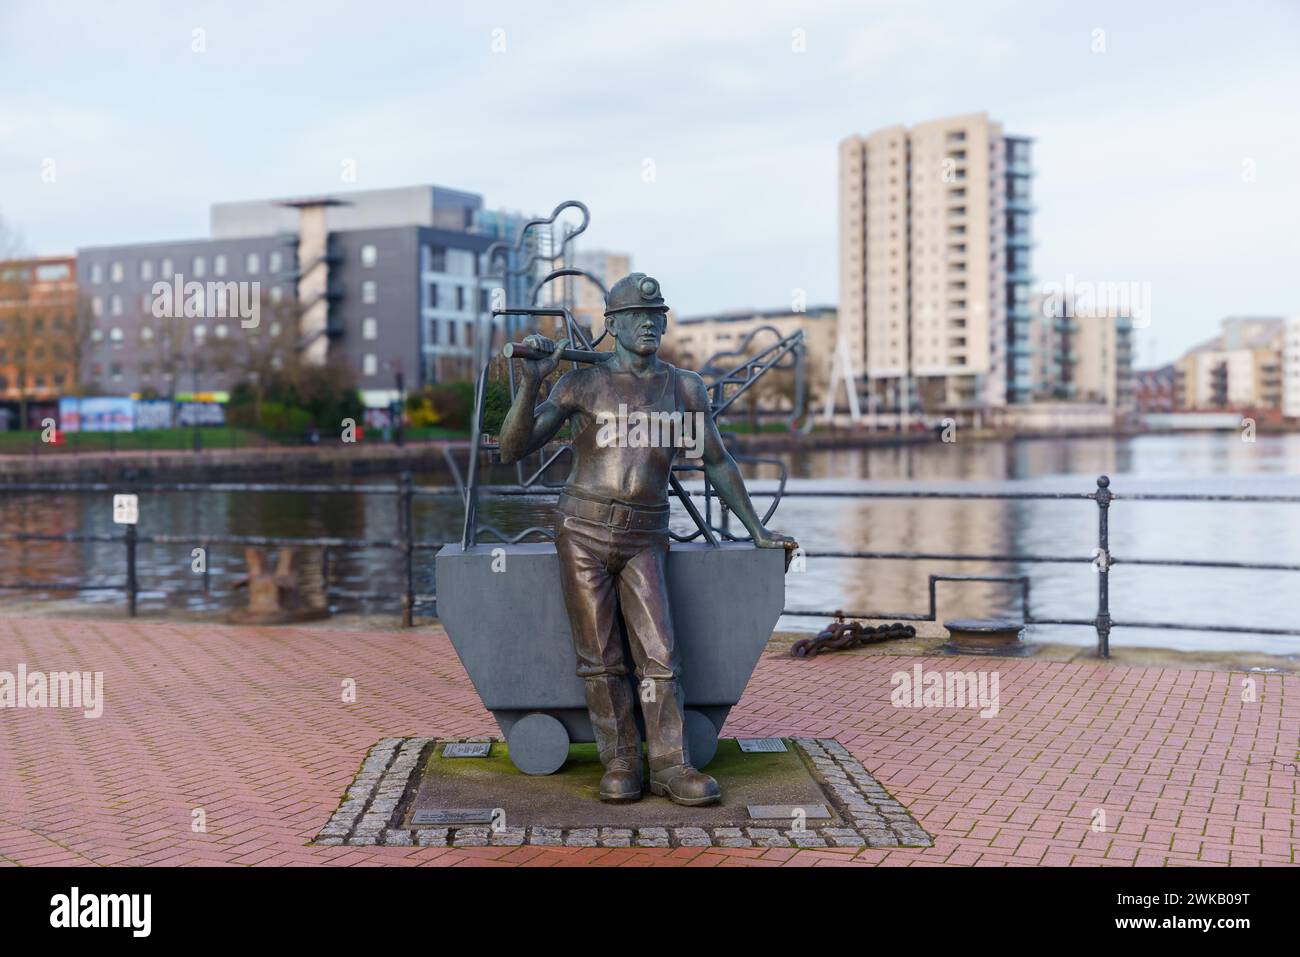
[75,185,514,405]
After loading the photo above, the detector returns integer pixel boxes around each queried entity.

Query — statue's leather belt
[557,491,670,531]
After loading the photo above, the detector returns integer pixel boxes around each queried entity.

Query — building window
[91,263,103,284]
[110,327,124,343]
[214,254,228,276]
[110,262,124,283]
[140,260,153,281]
[140,327,154,342]
[446,248,475,277]
[246,252,260,274]
[268,250,282,274]
[91,329,104,342]
[110,295,123,316]
[422,245,446,273]
[92,296,103,318]
[193,256,207,278]
[361,244,377,268]
[363,353,378,376]
[362,317,378,340]
[194,324,207,341]
[270,286,283,304]
[456,286,466,312]
[362,280,377,304]
[161,257,173,277]
[269,322,281,337]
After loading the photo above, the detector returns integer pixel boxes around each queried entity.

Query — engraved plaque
[442,742,492,758]
[746,804,831,820]
[737,737,787,753]
[412,808,497,826]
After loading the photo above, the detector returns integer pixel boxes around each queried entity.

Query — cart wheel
[685,710,719,769]
[506,712,569,775]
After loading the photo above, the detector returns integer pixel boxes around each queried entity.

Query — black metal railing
[0,474,1295,658]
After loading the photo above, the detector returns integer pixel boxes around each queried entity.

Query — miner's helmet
[604,272,668,318]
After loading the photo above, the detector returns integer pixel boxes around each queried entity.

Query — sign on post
[112,494,139,525]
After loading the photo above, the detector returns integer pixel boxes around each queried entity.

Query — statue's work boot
[585,675,644,803]
[599,756,644,803]
[650,764,720,806]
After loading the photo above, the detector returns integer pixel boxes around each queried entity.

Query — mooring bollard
[941,618,1030,656]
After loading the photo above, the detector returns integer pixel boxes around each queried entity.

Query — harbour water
[1,432,1296,655]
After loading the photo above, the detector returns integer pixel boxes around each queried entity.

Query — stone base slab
[315,736,933,850]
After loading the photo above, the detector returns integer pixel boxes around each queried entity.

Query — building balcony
[1005,198,1036,214]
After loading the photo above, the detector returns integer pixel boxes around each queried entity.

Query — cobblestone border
[313,736,933,850]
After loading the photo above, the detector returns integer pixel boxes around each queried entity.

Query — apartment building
[667,307,836,408]
[1283,316,1300,420]
[75,185,527,403]
[1173,317,1285,411]
[839,112,1034,416]
[1030,292,1136,411]
[565,249,631,336]
[0,255,81,427]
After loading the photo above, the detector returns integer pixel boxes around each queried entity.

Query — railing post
[125,523,138,617]
[1094,474,1112,658]
[400,471,414,627]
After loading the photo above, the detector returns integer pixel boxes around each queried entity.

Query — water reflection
[1,434,1296,655]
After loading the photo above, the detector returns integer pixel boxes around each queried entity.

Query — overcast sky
[2,0,1297,366]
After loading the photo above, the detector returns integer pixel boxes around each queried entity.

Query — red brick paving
[0,617,1295,866]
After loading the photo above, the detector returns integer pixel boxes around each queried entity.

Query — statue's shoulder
[555,363,604,386]
[550,362,604,405]
[667,363,706,392]
[666,363,709,410]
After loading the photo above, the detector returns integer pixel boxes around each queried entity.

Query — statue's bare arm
[498,335,576,464]
[683,371,796,552]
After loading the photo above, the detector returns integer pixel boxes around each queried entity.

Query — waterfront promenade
[0,617,1294,867]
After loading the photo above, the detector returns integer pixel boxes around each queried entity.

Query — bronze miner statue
[499,273,796,806]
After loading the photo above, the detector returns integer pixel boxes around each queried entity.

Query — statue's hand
[520,334,570,382]
[753,529,799,570]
